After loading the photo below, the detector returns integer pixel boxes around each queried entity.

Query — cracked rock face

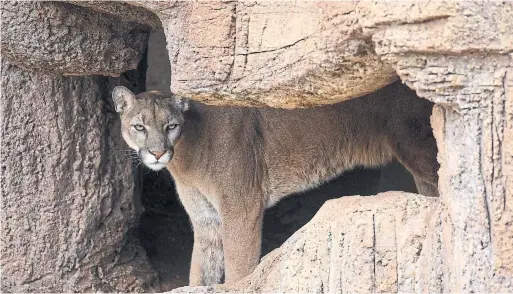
[406,55,513,293]
[126,1,512,108]
[1,1,150,76]
[156,1,397,108]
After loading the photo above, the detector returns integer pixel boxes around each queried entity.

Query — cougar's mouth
[145,162,167,171]
[139,149,173,171]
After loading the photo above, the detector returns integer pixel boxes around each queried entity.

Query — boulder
[172,192,442,293]
[128,1,512,108]
[1,1,150,76]
[68,1,162,29]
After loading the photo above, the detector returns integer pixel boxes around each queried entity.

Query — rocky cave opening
[136,29,423,291]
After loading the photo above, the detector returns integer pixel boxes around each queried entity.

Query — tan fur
[113,81,439,286]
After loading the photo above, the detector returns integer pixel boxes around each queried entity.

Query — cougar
[112,81,439,286]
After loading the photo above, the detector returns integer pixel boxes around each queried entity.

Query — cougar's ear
[112,86,136,113]
[174,95,190,112]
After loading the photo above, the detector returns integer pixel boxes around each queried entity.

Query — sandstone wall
[1,1,149,76]
[400,55,513,292]
[131,1,512,108]
[1,60,157,292]
[1,2,159,292]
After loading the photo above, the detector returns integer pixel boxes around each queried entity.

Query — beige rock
[1,1,150,76]
[394,54,513,292]
[142,1,398,107]
[127,1,512,108]
[361,1,513,55]
[0,60,158,292]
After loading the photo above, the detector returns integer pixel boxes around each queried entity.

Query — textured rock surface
[128,1,512,107]
[360,1,513,55]
[69,1,162,29]
[172,192,442,293]
[1,1,150,76]
[361,6,513,290]
[0,60,158,292]
[356,6,513,290]
[389,54,513,292]
[154,1,397,107]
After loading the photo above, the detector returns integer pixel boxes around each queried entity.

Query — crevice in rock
[237,34,314,56]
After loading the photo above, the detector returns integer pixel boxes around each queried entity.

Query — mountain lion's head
[112,86,190,171]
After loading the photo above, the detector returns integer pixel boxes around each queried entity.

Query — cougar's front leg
[175,184,224,286]
[219,192,265,283]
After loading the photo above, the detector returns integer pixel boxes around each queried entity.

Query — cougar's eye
[166,124,178,132]
[133,124,145,132]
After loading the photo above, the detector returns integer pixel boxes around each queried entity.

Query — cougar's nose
[150,150,165,160]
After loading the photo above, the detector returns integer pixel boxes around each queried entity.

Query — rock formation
[1,1,511,292]
[1,2,158,292]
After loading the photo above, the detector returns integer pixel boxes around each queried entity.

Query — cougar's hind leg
[386,115,440,197]
[412,175,439,197]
